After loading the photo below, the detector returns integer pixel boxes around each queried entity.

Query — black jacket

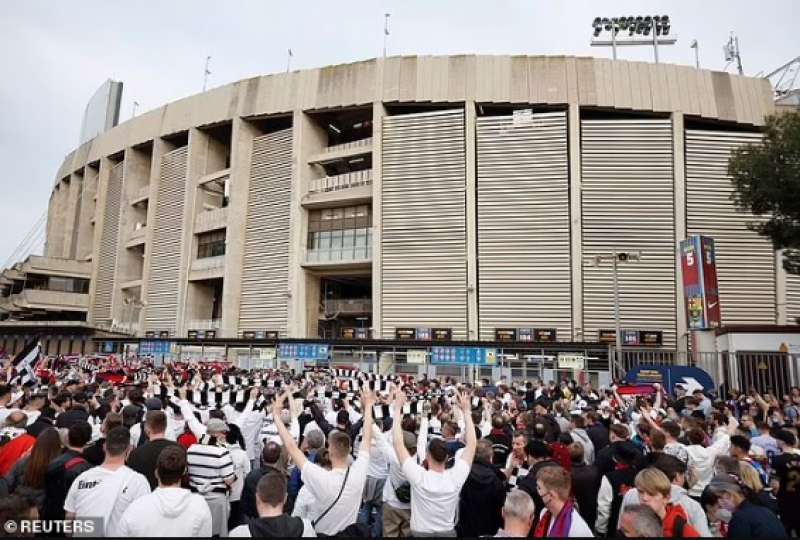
[456,459,507,537]
[242,464,287,521]
[728,501,788,539]
[586,423,610,454]
[594,441,646,476]
[570,462,602,532]
[247,514,307,537]
[517,460,560,533]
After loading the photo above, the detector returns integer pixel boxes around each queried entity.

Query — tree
[729,111,800,274]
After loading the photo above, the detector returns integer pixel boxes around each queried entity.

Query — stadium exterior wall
[35,54,798,354]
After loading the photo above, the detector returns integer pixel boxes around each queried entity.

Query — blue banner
[624,364,715,393]
[139,341,171,355]
[278,343,330,360]
[431,347,497,366]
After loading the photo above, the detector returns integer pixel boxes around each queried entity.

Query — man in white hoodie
[118,445,212,537]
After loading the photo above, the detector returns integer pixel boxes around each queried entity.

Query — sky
[0,0,795,265]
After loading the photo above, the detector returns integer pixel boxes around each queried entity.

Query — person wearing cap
[186,417,237,537]
[391,389,477,537]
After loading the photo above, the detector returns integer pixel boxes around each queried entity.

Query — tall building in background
[79,79,123,145]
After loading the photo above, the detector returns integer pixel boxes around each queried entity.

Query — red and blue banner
[680,235,721,329]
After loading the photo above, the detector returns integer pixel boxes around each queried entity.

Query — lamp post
[592,250,642,375]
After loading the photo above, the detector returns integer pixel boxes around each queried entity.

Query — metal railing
[306,245,371,264]
[323,299,372,315]
[308,169,373,194]
[325,137,373,154]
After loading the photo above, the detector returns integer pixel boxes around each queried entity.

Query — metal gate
[722,351,798,396]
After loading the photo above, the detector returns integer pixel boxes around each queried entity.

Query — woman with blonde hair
[737,460,779,513]
[634,467,700,538]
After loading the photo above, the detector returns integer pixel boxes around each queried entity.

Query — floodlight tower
[591,16,676,63]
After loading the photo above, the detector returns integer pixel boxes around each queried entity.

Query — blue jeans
[358,500,383,538]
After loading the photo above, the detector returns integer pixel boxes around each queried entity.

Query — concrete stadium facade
[4,54,800,355]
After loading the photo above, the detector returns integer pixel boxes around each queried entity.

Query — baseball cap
[121,404,142,427]
[144,398,163,411]
[402,430,417,450]
[206,418,230,433]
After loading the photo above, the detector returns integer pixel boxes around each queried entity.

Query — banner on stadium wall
[431,347,497,366]
[680,235,721,329]
[557,353,585,370]
[278,343,329,360]
[624,364,715,392]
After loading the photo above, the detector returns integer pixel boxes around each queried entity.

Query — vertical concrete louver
[92,162,124,326]
[476,111,571,341]
[381,109,468,339]
[581,118,677,347]
[144,146,188,334]
[76,168,97,260]
[238,128,293,334]
[68,177,83,260]
[685,130,775,324]
[787,272,800,325]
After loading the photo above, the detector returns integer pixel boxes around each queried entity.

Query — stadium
[1,54,798,381]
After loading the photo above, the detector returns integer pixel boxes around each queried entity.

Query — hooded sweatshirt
[456,459,507,537]
[117,486,212,537]
[229,514,316,537]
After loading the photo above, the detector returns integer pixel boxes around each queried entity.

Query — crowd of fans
[0,354,799,538]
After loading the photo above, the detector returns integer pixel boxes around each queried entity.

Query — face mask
[715,508,733,523]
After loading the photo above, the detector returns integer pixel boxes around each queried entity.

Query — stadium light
[590,15,677,63]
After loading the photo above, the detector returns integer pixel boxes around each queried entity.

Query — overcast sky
[0,0,795,265]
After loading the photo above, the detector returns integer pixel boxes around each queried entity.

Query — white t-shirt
[228,444,251,502]
[402,457,471,533]
[292,485,316,520]
[64,465,151,536]
[538,507,594,537]
[300,447,370,535]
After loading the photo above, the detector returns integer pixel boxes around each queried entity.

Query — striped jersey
[186,442,236,495]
